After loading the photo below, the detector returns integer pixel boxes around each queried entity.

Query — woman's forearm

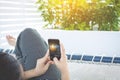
[61,67,70,80]
[20,65,40,80]
[23,69,37,80]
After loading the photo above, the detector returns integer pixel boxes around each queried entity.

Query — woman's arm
[54,57,70,80]
[20,65,37,80]
[53,43,70,80]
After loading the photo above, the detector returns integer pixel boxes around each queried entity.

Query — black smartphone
[48,39,61,61]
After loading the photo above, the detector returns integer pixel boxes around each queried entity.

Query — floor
[68,62,120,80]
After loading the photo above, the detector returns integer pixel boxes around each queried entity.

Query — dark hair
[0,52,22,80]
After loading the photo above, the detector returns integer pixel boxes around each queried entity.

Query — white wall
[39,29,120,56]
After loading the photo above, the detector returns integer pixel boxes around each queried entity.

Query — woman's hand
[34,50,53,76]
[53,43,70,80]
[22,50,53,80]
[53,43,68,72]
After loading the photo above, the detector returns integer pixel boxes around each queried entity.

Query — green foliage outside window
[36,0,120,31]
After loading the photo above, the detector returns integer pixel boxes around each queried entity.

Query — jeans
[14,28,61,80]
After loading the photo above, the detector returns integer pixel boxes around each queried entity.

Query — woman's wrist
[33,67,43,77]
[23,68,41,80]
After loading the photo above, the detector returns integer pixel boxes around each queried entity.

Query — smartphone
[48,39,61,61]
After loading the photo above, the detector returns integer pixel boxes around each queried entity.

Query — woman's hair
[0,52,22,80]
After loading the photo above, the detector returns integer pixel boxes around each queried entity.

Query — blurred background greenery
[37,0,120,31]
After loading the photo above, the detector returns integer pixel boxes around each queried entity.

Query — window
[0,0,44,48]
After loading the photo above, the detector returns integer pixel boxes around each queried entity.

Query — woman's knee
[21,28,40,38]
[22,28,36,34]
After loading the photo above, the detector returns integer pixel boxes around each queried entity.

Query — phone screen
[48,39,61,60]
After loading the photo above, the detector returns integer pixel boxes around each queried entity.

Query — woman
[0,44,69,80]
[4,28,70,80]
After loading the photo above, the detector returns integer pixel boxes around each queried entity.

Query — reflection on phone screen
[48,39,61,60]
[50,43,60,54]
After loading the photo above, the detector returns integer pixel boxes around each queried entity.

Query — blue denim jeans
[14,28,61,80]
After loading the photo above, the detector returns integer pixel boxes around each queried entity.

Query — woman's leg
[14,28,61,80]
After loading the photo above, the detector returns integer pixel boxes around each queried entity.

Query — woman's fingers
[60,43,66,58]
[45,50,49,58]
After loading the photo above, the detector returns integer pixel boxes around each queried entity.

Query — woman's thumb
[45,61,52,69]
[53,57,59,65]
